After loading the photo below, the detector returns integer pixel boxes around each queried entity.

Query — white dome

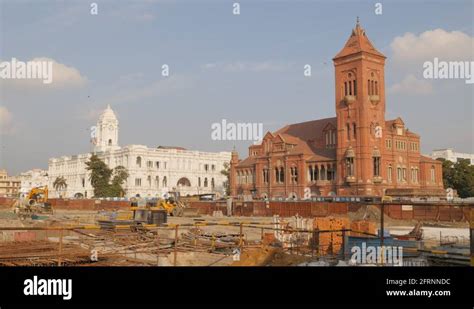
[98,104,117,121]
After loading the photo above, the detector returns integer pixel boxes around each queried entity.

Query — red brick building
[230,21,444,200]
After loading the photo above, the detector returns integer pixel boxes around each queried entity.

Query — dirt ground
[0,207,470,266]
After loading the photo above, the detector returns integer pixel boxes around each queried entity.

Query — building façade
[230,21,444,200]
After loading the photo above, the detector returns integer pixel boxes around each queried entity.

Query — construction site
[0,190,472,267]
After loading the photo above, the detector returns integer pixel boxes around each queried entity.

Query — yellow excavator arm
[26,186,48,203]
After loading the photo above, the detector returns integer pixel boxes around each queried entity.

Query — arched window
[373,157,380,176]
[177,177,191,187]
[344,72,357,96]
[211,178,215,188]
[108,139,112,146]
[162,176,167,187]
[388,165,392,182]
[430,166,436,183]
[368,72,379,96]
[327,164,333,181]
[263,169,269,184]
[198,177,201,187]
[155,176,159,188]
[279,167,285,183]
[290,167,298,184]
[204,178,208,187]
[136,156,142,168]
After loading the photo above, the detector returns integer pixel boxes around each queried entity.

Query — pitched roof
[235,117,337,167]
[385,117,405,129]
[420,155,440,164]
[237,156,257,167]
[333,20,385,60]
[275,117,337,141]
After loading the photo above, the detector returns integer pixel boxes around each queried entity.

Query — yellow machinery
[130,196,184,217]
[15,186,53,218]
[130,193,198,217]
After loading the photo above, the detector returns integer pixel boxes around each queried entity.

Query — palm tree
[53,176,67,198]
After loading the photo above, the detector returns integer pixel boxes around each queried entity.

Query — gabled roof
[235,117,337,168]
[385,117,405,129]
[420,155,440,164]
[275,117,337,141]
[237,156,257,167]
[333,19,385,60]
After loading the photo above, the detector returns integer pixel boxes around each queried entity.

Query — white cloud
[1,57,87,89]
[388,74,434,95]
[0,106,14,135]
[202,61,294,73]
[391,29,474,64]
[35,57,87,88]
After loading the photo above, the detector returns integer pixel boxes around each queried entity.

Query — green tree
[53,176,67,197]
[221,162,230,196]
[85,154,129,197]
[109,165,129,197]
[438,158,455,189]
[85,154,113,197]
[437,158,474,198]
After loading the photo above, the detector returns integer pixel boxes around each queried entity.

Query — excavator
[15,186,54,219]
[97,192,199,231]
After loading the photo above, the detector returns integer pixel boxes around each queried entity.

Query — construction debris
[0,202,469,266]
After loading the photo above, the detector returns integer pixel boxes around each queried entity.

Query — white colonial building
[19,169,49,197]
[431,148,474,165]
[48,105,231,198]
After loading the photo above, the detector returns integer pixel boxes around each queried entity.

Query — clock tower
[333,19,387,195]
[94,104,120,152]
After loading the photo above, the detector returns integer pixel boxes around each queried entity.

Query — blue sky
[0,0,473,174]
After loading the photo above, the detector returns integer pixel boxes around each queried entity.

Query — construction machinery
[130,192,199,217]
[15,186,53,219]
[131,195,185,217]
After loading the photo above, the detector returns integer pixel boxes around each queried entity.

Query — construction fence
[189,201,471,222]
[0,197,471,222]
